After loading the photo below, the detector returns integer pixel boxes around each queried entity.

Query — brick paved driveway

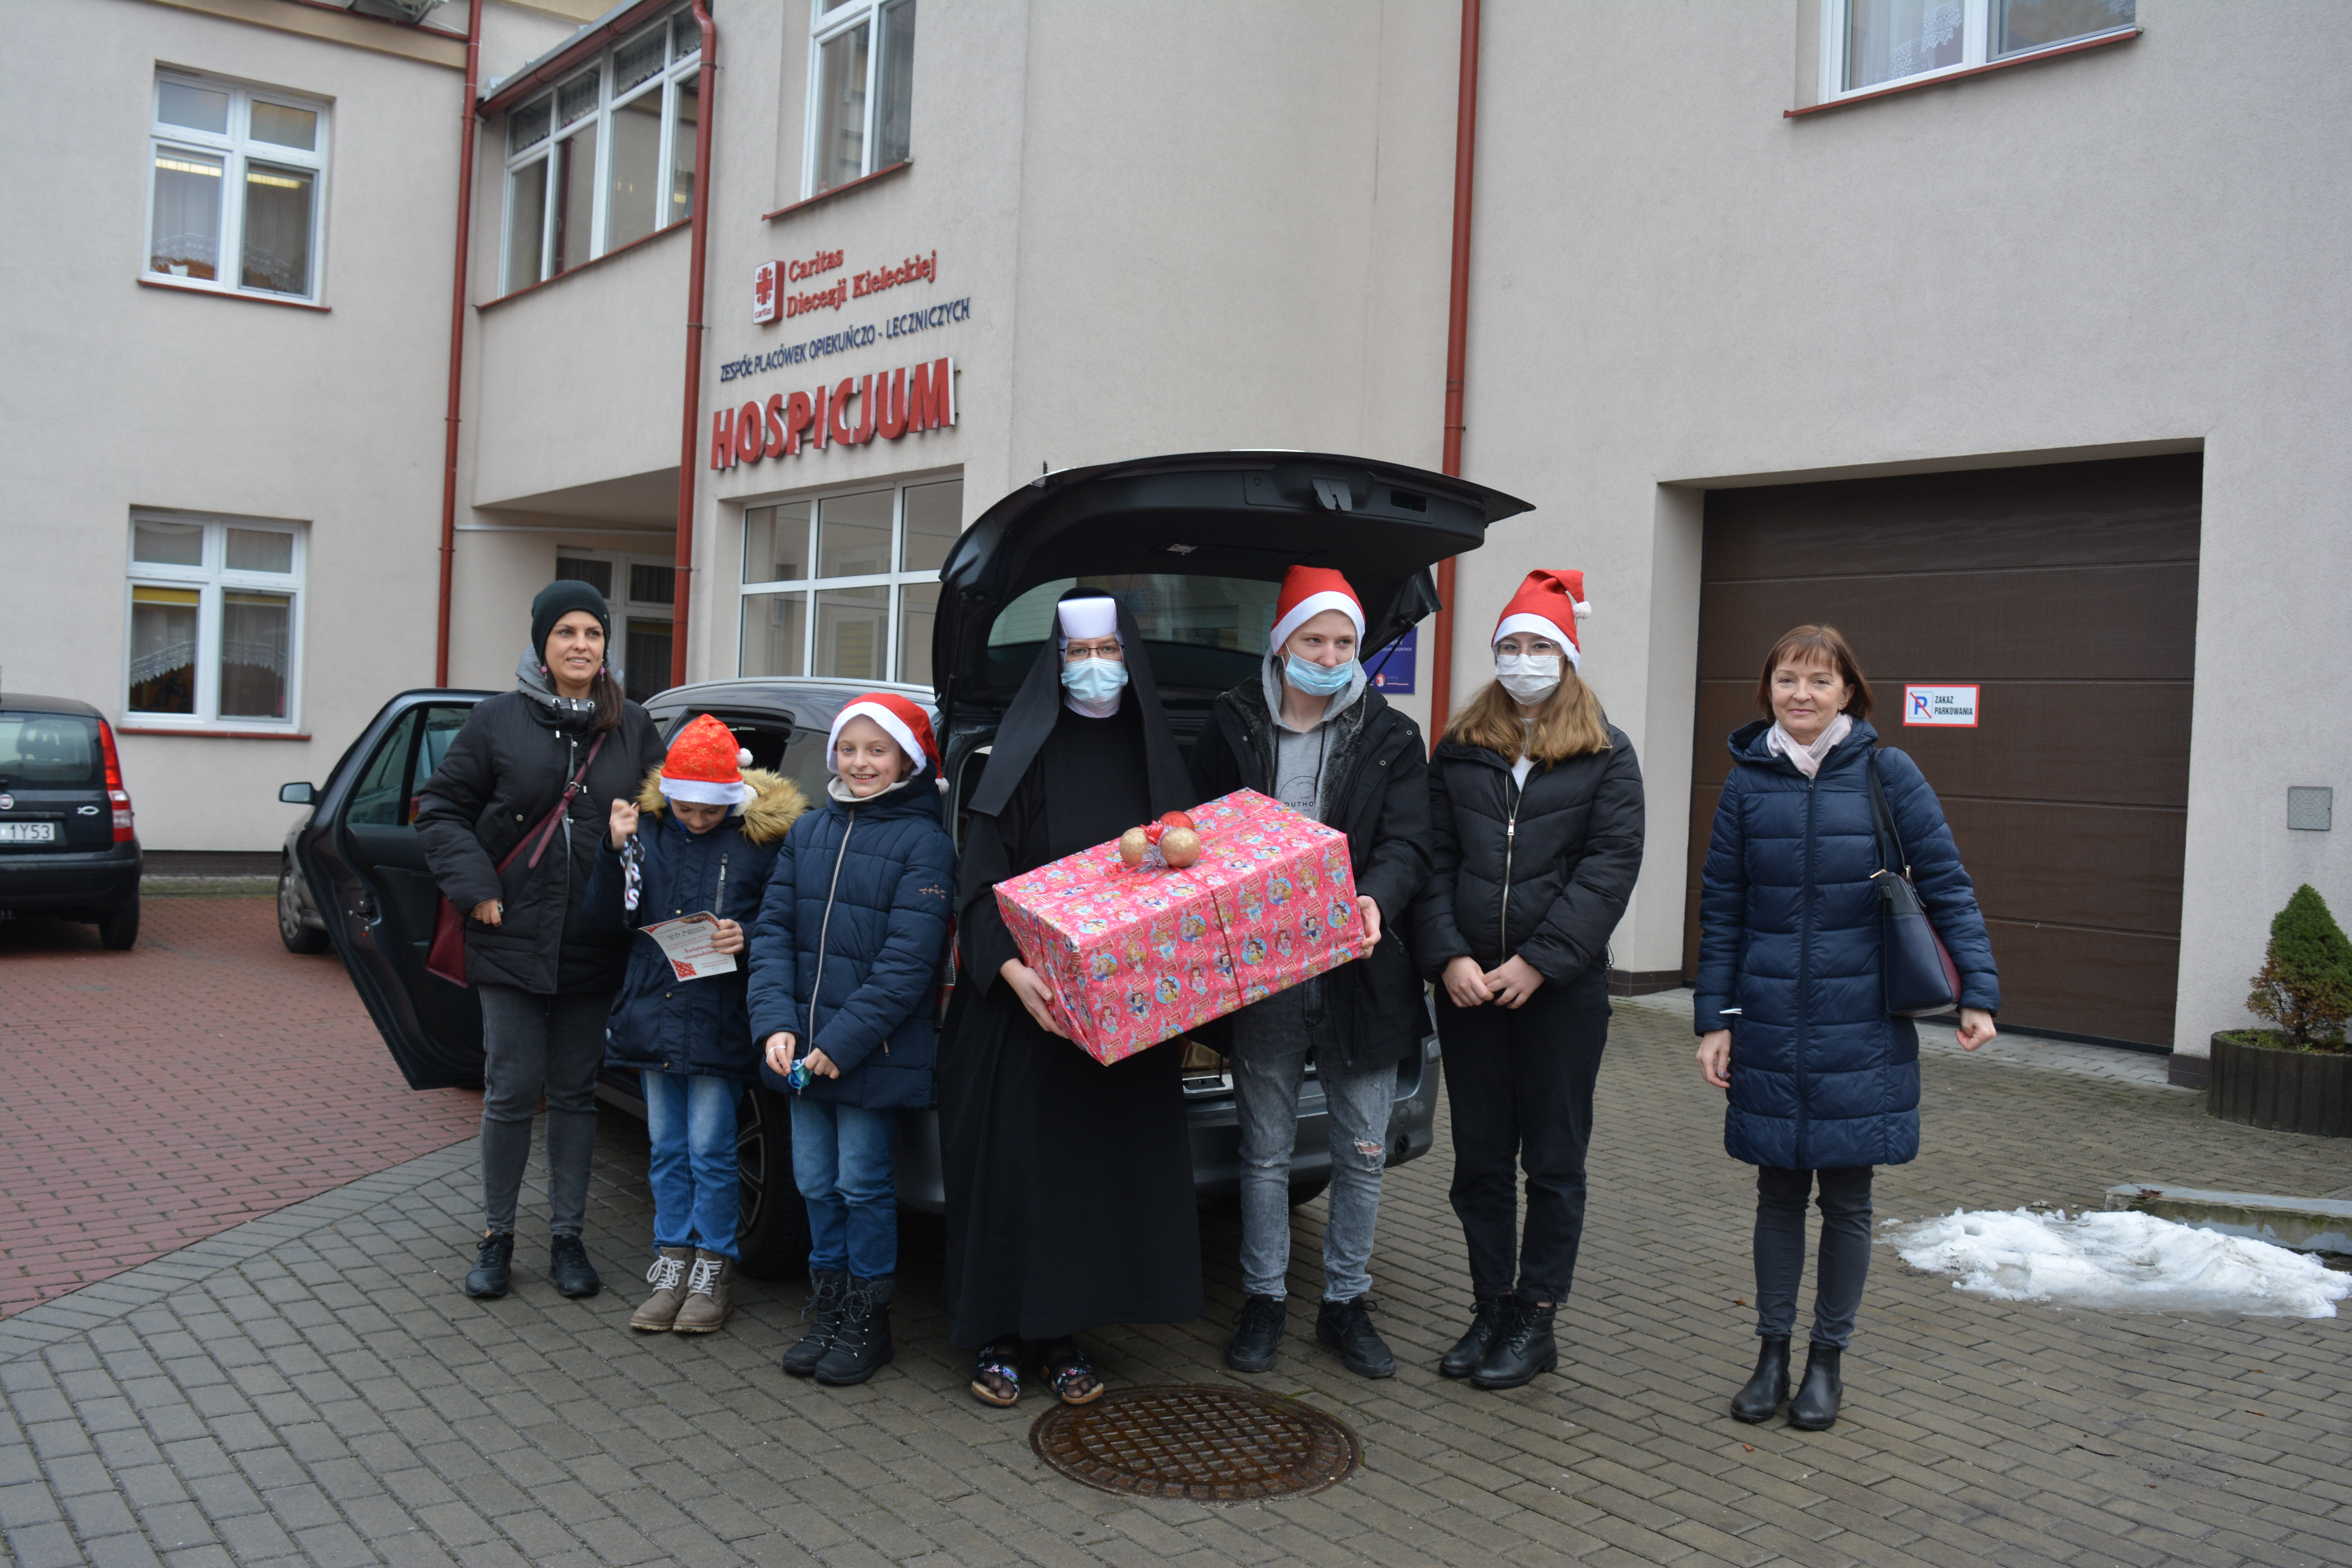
[4,989,2350,1567]
[0,898,480,1316]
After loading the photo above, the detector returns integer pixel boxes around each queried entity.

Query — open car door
[296,689,494,1090]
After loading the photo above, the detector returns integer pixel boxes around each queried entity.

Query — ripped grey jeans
[1232,984,1392,1302]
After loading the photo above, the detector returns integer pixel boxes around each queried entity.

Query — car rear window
[0,713,103,788]
[989,575,1281,652]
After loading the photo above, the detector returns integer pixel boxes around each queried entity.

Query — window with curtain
[125,514,305,726]
[501,11,704,295]
[805,0,916,196]
[147,74,327,300]
[740,476,960,686]
[1831,0,2133,95]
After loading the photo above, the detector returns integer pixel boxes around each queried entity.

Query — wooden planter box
[2207,1032,2352,1138]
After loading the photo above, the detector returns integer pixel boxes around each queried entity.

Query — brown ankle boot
[630,1247,693,1331]
[672,1250,734,1333]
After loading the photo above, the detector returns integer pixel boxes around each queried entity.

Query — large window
[146,73,327,300]
[1826,0,2132,96]
[804,0,915,196]
[741,477,959,687]
[125,513,305,727]
[502,12,702,294]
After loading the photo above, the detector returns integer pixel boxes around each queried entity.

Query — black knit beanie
[531,580,612,664]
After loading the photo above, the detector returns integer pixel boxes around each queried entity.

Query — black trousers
[1753,1165,1874,1348]
[1434,969,1610,1301]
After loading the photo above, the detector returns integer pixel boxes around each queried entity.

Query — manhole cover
[1029,1383,1360,1502]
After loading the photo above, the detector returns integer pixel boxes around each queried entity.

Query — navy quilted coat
[747,780,957,1111]
[1694,719,1998,1170]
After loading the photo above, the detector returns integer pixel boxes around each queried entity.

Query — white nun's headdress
[1056,596,1120,643]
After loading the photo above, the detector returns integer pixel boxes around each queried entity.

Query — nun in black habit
[939,590,1203,1406]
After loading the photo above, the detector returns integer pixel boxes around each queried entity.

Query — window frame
[123,511,307,731]
[499,11,702,296]
[738,475,960,687]
[800,0,915,199]
[145,71,330,303]
[1817,0,2135,102]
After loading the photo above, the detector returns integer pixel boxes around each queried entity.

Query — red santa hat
[827,692,939,777]
[1267,566,1365,653]
[660,713,754,806]
[1493,569,1592,667]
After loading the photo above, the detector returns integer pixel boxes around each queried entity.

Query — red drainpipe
[670,0,718,687]
[1428,0,1482,751]
[434,0,483,686]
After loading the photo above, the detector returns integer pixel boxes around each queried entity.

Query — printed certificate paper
[641,913,737,980]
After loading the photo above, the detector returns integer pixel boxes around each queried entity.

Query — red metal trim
[671,0,717,688]
[1429,0,1482,752]
[117,728,313,741]
[761,160,913,223]
[478,0,672,118]
[474,221,683,311]
[1787,27,2138,118]
[136,277,330,312]
[436,0,483,688]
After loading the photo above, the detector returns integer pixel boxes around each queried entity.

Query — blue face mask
[1061,655,1129,706]
[1284,655,1358,697]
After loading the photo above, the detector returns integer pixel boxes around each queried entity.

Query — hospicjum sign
[710,357,956,470]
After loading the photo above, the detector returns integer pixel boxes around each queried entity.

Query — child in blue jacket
[750,693,956,1387]
[588,714,805,1334]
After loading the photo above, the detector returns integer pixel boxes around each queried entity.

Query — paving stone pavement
[5,998,2351,1567]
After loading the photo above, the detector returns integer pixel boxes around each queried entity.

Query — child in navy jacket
[588,715,804,1334]
[750,693,955,1387]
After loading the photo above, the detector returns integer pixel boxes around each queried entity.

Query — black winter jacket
[586,768,808,1082]
[416,687,662,995]
[748,779,958,1111]
[1412,726,1646,985]
[1189,675,1433,1074]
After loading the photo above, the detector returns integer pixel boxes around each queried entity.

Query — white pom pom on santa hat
[737,748,753,768]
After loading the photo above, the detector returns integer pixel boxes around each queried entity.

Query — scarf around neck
[1766,712,1853,779]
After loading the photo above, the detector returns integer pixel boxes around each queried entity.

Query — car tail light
[935,916,958,1025]
[97,719,134,842]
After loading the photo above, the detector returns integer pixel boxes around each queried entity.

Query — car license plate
[0,822,56,843]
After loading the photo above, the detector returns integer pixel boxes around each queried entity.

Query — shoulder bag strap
[514,730,609,873]
[1865,746,1910,880]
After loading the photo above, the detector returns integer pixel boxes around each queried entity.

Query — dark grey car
[294,450,1526,1276]
[0,693,143,949]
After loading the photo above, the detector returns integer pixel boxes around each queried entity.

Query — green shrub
[2246,884,2352,1049]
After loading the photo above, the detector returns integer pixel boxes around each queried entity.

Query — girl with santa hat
[1411,569,1646,1390]
[1189,566,1433,1382]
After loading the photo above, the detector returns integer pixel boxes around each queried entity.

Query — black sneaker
[464,1232,514,1299]
[1314,1295,1395,1379]
[549,1235,602,1299]
[814,1275,896,1387]
[1225,1294,1287,1374]
[783,1269,848,1377]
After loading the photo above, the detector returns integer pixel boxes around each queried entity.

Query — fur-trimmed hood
[633,766,808,845]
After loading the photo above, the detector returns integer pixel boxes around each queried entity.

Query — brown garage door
[1683,454,2200,1048]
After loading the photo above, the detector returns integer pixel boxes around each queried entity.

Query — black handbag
[1866,748,1963,1018]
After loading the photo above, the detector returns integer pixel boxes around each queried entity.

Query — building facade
[6,0,2347,1073]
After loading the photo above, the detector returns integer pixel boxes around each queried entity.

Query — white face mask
[1495,652,1563,705]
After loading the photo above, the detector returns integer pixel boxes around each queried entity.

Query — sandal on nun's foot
[969,1339,1022,1408]
[1041,1339,1104,1406]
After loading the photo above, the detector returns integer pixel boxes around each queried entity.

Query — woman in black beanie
[418,581,661,1299]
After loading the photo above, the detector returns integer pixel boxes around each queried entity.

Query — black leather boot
[1315,1296,1396,1379]
[464,1232,514,1299]
[1469,1294,1557,1390]
[783,1269,848,1378]
[1439,1295,1514,1380]
[1788,1344,1843,1430]
[1729,1336,1791,1423]
[1226,1294,1287,1374]
[549,1235,601,1299]
[815,1275,895,1387]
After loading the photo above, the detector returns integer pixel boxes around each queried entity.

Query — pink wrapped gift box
[993,789,1365,1065]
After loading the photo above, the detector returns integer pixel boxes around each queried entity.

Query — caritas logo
[711,357,955,470]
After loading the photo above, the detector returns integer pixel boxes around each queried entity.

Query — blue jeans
[1232,985,1392,1302]
[789,1097,900,1278]
[641,1071,740,1259]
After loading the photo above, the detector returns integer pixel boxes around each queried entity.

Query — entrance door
[1683,454,2200,1047]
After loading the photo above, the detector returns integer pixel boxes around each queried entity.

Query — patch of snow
[1890,1208,2352,1319]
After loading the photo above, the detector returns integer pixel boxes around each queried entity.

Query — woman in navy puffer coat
[1695,625,1996,1434]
